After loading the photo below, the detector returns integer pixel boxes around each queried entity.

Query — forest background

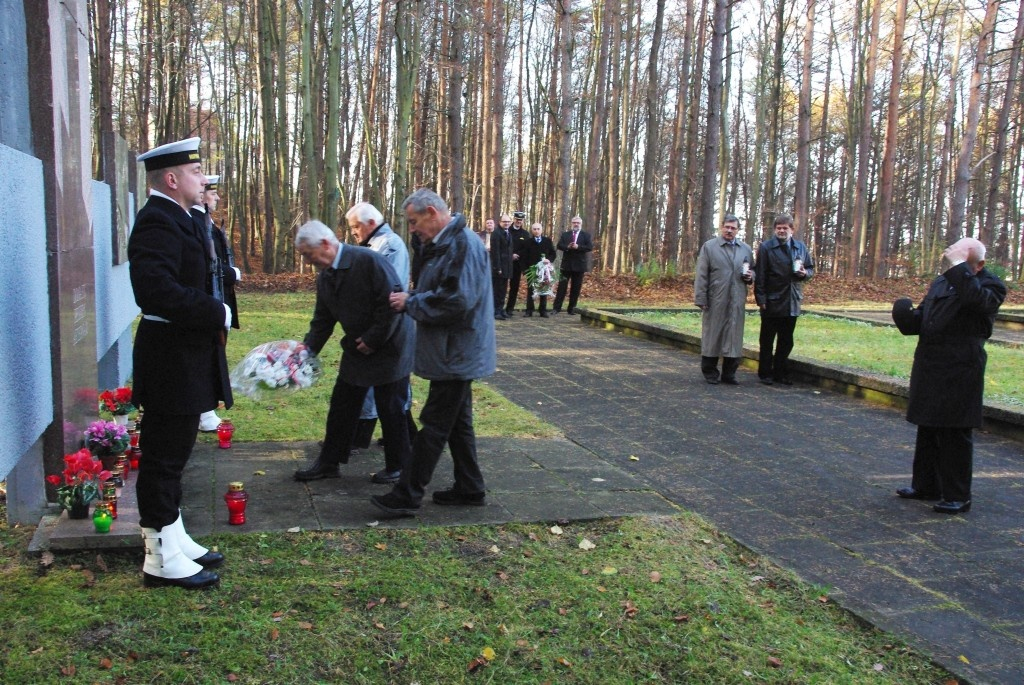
[90,0,1024,283]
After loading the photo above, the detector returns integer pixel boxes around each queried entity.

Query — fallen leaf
[462,621,475,630]
[374,622,386,630]
[498,624,509,635]
[496,571,509,581]
[299,559,312,566]
[374,543,387,551]
[287,526,302,533]
[768,656,783,668]
[958,655,970,664]
[578,538,596,550]
[596,585,607,592]
[298,621,313,630]
[366,521,379,527]
[649,571,662,583]
[272,611,285,618]
[227,674,239,682]
[489,545,501,554]
[549,525,564,535]
[96,554,108,572]
[253,470,266,476]
[601,566,617,575]
[628,455,639,461]
[80,569,96,587]
[527,532,539,541]
[30,647,43,655]
[701,539,712,544]
[40,552,54,567]
[818,595,829,603]
[673,614,690,622]
[482,646,496,661]
[467,657,487,672]
[270,628,279,640]
[873,663,885,672]
[99,658,113,669]
[60,664,76,677]
[556,656,573,668]
[750,575,766,583]
[591,477,606,482]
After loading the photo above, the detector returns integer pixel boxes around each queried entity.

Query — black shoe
[721,377,739,385]
[523,311,533,317]
[432,488,486,506]
[505,309,514,317]
[494,313,508,320]
[294,459,341,481]
[759,377,774,386]
[774,377,793,386]
[371,469,401,484]
[896,487,941,500]
[704,377,720,385]
[192,551,225,569]
[143,569,220,590]
[551,309,560,315]
[934,500,971,514]
[567,308,577,315]
[539,312,549,318]
[370,493,420,517]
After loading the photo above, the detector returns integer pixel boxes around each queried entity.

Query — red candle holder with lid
[224,482,248,525]
[217,419,235,449]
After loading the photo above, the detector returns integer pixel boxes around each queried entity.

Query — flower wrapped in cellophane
[230,340,323,400]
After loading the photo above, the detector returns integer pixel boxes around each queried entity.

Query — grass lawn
[0,293,955,683]
[632,310,1024,408]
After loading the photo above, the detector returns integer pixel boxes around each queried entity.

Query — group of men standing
[478,211,594,319]
[695,215,1006,517]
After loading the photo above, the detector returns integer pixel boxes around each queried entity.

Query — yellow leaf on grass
[578,538,596,550]
[482,647,496,661]
[374,543,387,551]
[601,566,617,575]
[629,455,640,461]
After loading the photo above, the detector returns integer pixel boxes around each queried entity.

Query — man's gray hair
[346,202,384,226]
[402,188,448,215]
[295,220,339,249]
[723,213,740,226]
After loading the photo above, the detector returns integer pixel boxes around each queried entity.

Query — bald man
[892,237,1006,515]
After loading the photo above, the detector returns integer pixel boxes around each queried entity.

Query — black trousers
[525,286,548,313]
[506,262,523,312]
[912,425,973,502]
[492,276,509,315]
[321,376,412,473]
[553,270,585,312]
[136,412,200,530]
[393,379,485,505]
[758,315,798,380]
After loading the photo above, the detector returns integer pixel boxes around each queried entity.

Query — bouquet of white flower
[230,340,323,400]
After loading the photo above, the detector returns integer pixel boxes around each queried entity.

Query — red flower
[45,474,61,486]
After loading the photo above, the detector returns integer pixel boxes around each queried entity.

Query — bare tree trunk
[698,0,727,246]
[556,0,574,230]
[848,0,881,276]
[448,0,466,212]
[394,0,422,218]
[636,0,666,259]
[661,0,693,265]
[935,6,966,248]
[872,0,906,278]
[982,0,1024,257]
[950,0,1001,238]
[584,0,611,238]
[793,0,814,238]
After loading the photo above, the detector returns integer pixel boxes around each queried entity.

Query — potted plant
[46,448,112,519]
[98,387,135,425]
[84,420,131,470]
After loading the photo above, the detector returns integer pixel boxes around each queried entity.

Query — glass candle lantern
[128,428,139,448]
[224,482,248,525]
[92,502,113,533]
[115,454,130,482]
[103,493,118,519]
[217,419,235,449]
[129,446,142,470]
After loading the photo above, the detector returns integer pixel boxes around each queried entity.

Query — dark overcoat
[488,227,514,278]
[754,236,814,317]
[304,245,414,388]
[520,235,556,269]
[895,264,1006,428]
[556,229,594,273]
[129,195,232,414]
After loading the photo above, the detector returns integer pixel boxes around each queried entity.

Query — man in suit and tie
[521,222,557,317]
[292,220,415,485]
[552,215,594,314]
[130,137,229,590]
[481,214,514,320]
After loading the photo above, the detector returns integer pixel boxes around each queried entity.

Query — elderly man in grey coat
[695,214,754,384]
[371,189,497,517]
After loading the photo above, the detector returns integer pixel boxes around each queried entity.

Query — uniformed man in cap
[130,137,230,590]
[504,210,530,315]
[191,175,241,432]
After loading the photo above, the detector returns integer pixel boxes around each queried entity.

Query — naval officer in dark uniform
[130,137,230,590]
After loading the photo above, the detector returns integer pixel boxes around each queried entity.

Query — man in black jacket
[487,215,515,320]
[552,215,594,314]
[521,223,557,317]
[130,137,228,590]
[753,214,814,385]
[190,175,241,432]
[504,210,530,315]
[292,221,415,484]
[892,237,1006,514]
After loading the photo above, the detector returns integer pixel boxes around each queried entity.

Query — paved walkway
[37,308,1024,683]
[484,311,1023,685]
